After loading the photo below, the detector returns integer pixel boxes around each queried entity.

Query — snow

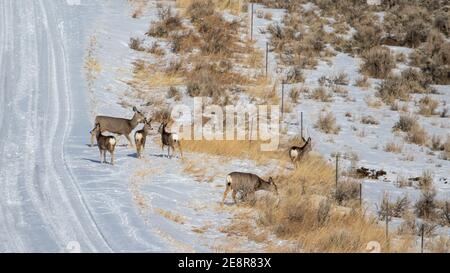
[0,0,449,253]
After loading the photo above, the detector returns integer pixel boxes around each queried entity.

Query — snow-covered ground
[0,0,267,253]
[0,0,448,253]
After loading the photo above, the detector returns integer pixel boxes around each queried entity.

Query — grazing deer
[90,106,145,148]
[90,123,117,165]
[158,122,183,158]
[222,172,278,206]
[134,118,152,159]
[289,136,312,165]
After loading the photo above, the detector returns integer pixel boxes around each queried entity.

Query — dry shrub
[186,62,245,104]
[377,194,411,220]
[315,112,340,134]
[268,10,330,69]
[415,188,438,220]
[197,14,239,56]
[400,68,431,94]
[286,66,305,84]
[171,30,201,53]
[289,88,301,105]
[434,10,450,37]
[383,5,430,48]
[393,114,417,132]
[428,236,450,253]
[438,202,450,227]
[384,141,403,154]
[129,37,145,51]
[377,75,409,104]
[148,42,165,56]
[355,75,370,89]
[418,96,439,116]
[360,115,379,125]
[146,6,183,38]
[352,23,382,53]
[410,30,450,84]
[430,135,443,151]
[185,0,215,23]
[405,124,428,146]
[310,87,332,102]
[361,46,396,79]
[441,136,450,160]
[333,72,349,85]
[152,108,172,123]
[334,179,360,205]
[167,86,182,101]
[254,165,391,252]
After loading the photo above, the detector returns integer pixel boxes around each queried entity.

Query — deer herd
[90,106,312,205]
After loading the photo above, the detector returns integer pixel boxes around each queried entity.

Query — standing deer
[222,172,278,206]
[90,106,145,148]
[289,136,312,165]
[90,123,117,165]
[158,122,183,158]
[134,118,152,159]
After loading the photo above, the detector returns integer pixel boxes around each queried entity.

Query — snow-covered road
[0,0,116,252]
[0,0,242,253]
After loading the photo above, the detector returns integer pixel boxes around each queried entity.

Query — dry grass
[155,208,186,224]
[128,0,150,18]
[384,141,403,154]
[360,115,379,125]
[355,75,370,89]
[418,96,439,116]
[129,60,184,90]
[441,136,450,160]
[361,46,396,79]
[182,139,285,165]
[405,124,428,146]
[393,114,418,133]
[377,194,411,220]
[315,112,341,134]
[310,87,332,102]
[252,163,398,252]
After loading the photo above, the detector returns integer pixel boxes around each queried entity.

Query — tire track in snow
[0,0,112,252]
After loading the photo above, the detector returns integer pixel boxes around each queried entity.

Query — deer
[90,106,145,148]
[289,136,312,166]
[90,123,117,165]
[134,118,152,159]
[222,172,278,206]
[158,122,183,159]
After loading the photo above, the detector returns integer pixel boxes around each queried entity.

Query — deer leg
[222,187,231,206]
[110,151,115,165]
[90,130,96,147]
[125,134,134,148]
[99,150,103,164]
[177,142,183,158]
[232,190,237,204]
[142,139,146,158]
[104,151,107,164]
[167,146,171,158]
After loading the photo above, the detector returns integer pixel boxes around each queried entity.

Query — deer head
[132,106,146,124]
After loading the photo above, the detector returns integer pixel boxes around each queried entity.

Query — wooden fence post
[281,80,285,120]
[421,224,425,253]
[335,153,339,189]
[250,3,254,41]
[265,42,269,77]
[301,112,304,139]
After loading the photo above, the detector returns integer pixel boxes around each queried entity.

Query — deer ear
[133,106,138,112]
